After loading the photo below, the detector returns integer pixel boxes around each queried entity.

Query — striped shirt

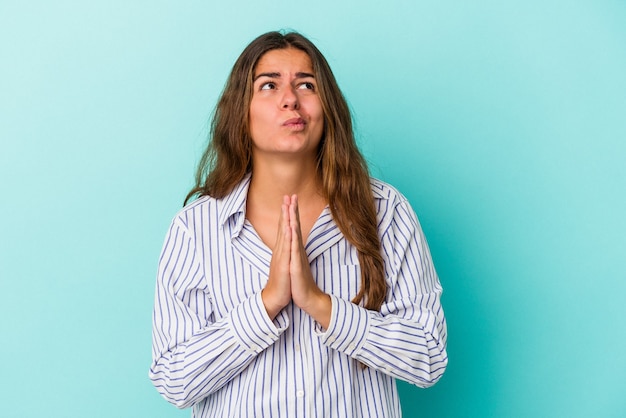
[149,175,447,417]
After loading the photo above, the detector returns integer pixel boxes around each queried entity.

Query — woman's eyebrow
[254,72,280,81]
[253,72,315,81]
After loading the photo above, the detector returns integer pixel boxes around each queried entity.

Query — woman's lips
[282,117,306,131]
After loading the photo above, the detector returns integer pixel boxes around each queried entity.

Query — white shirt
[150,175,447,417]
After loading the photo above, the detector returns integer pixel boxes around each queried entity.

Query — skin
[246,47,332,329]
[248,48,324,160]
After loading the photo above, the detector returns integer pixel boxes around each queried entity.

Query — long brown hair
[186,31,386,311]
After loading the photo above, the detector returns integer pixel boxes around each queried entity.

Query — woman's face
[248,47,324,162]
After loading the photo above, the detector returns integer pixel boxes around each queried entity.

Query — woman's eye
[260,82,276,90]
[298,82,315,90]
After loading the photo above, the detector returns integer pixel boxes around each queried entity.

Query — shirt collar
[218,173,252,231]
[218,175,388,235]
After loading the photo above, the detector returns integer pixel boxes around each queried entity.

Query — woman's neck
[248,157,323,205]
[246,157,327,248]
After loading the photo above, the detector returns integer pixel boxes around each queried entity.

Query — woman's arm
[316,198,448,387]
[149,217,288,408]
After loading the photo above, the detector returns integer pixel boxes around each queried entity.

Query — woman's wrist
[302,291,331,330]
[261,288,286,320]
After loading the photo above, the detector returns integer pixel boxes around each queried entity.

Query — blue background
[1,1,625,417]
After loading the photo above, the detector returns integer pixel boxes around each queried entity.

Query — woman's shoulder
[369,177,420,231]
[369,177,409,205]
[166,195,215,229]
[170,176,251,229]
[182,194,216,211]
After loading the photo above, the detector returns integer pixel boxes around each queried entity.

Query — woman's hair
[185,31,386,311]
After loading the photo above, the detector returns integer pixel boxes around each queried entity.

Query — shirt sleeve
[149,216,289,408]
[316,198,448,387]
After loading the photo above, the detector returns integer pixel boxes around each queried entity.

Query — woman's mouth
[282,117,306,131]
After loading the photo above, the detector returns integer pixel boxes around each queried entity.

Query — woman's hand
[261,196,293,319]
[287,195,331,329]
[262,195,331,329]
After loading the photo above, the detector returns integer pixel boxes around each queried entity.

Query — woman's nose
[281,87,299,109]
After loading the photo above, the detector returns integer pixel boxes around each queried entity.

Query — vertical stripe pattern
[149,175,448,417]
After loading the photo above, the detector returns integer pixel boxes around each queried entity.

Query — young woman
[150,31,447,417]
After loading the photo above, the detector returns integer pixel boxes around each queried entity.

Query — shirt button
[296,390,305,398]
[348,343,356,350]
[294,344,300,352]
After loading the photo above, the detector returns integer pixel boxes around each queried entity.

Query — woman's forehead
[254,48,314,78]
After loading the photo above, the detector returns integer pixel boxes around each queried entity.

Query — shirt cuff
[315,295,370,357]
[229,291,289,354]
